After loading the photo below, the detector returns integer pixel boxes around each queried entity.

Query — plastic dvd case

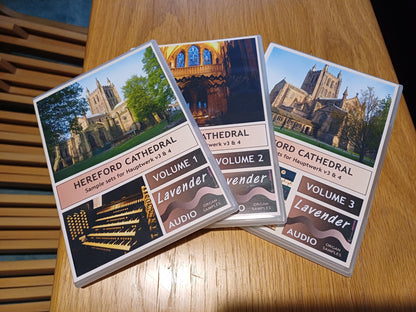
[160,35,286,227]
[245,42,402,276]
[33,40,238,287]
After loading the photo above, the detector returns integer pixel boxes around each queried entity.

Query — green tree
[372,94,392,137]
[123,75,157,124]
[143,46,175,113]
[123,47,175,124]
[36,82,88,170]
[344,87,390,163]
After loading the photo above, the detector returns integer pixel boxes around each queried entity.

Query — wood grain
[0,275,54,288]
[0,15,87,43]
[0,259,56,276]
[0,52,83,76]
[50,0,416,311]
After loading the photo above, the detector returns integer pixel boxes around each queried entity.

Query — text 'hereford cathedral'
[270,64,363,151]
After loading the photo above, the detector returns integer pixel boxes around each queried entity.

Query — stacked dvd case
[160,36,286,227]
[33,40,238,287]
[245,42,402,276]
[33,37,402,287]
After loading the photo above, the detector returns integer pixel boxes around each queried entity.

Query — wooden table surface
[50,0,416,311]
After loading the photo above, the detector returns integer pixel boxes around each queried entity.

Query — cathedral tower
[87,78,122,115]
[300,64,342,100]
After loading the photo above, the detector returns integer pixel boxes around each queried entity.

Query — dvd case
[33,40,238,287]
[160,36,286,227]
[245,42,402,276]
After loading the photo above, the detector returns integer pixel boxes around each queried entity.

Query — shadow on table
[219,303,416,311]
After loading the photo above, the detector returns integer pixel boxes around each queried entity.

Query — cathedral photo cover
[161,37,266,127]
[266,45,397,166]
[36,46,185,182]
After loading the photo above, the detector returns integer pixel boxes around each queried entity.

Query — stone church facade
[270,64,363,151]
[55,78,139,171]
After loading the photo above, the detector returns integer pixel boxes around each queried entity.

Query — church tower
[86,78,122,115]
[300,64,342,100]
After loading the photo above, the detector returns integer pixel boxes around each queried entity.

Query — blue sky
[265,45,396,101]
[76,47,147,107]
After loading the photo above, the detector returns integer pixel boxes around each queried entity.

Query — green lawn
[54,119,177,182]
[274,127,375,167]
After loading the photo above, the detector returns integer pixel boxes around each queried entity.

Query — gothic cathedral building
[55,78,138,171]
[270,64,363,151]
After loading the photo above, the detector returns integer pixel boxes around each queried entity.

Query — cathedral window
[176,52,185,68]
[203,49,212,65]
[188,45,200,66]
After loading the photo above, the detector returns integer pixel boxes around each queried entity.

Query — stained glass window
[188,45,200,66]
[203,49,212,65]
[176,52,185,68]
